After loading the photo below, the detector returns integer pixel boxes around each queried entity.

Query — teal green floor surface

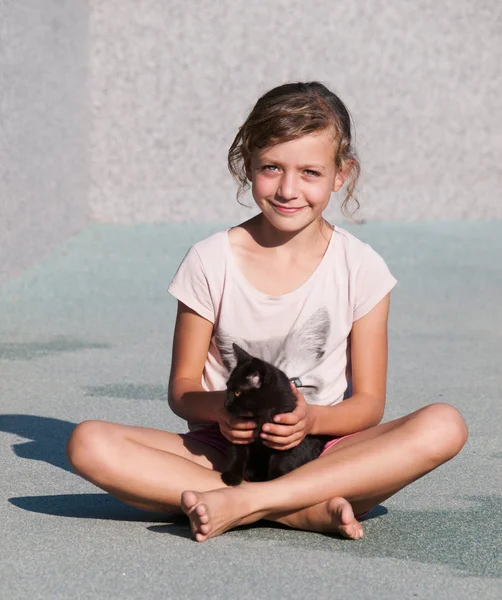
[1,222,501,599]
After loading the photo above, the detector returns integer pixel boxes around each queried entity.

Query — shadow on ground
[0,337,111,360]
[9,493,173,523]
[0,414,75,472]
[339,497,501,579]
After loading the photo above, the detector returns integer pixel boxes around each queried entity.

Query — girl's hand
[217,407,257,445]
[260,384,314,451]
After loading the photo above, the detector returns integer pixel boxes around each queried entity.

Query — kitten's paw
[221,471,243,486]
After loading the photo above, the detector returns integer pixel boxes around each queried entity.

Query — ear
[332,160,353,193]
[233,343,252,364]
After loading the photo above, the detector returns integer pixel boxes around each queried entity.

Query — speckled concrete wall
[89,0,502,223]
[0,0,90,282]
[1,0,501,279]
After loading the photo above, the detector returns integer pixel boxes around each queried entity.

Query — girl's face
[246,130,346,233]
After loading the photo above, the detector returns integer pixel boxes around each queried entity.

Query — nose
[277,172,299,201]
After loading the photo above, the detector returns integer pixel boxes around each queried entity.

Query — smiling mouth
[270,203,307,214]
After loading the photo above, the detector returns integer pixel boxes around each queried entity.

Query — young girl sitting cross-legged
[66,81,468,542]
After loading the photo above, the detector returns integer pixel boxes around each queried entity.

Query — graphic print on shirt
[215,307,330,402]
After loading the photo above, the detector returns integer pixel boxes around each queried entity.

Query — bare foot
[271,496,365,539]
[180,489,364,542]
[181,487,259,542]
[325,497,364,539]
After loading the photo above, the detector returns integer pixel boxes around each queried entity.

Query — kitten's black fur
[221,344,330,486]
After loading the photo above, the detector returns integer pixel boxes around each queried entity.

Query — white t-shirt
[168,226,397,414]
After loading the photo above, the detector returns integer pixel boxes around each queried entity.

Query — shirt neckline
[223,226,336,302]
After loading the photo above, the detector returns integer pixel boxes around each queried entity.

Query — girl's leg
[66,421,232,513]
[181,403,468,541]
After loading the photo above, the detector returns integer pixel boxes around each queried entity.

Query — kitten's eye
[234,390,241,397]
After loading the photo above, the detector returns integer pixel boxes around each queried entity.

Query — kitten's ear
[233,343,252,364]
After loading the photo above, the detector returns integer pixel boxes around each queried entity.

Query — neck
[251,215,333,252]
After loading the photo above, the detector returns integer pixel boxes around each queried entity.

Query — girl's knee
[66,420,116,475]
[420,403,468,458]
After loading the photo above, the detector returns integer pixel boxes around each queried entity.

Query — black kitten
[221,343,329,486]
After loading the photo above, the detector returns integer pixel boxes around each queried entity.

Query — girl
[66,82,468,542]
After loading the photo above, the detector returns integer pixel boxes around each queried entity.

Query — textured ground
[1,222,501,599]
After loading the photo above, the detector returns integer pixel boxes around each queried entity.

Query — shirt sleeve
[167,246,215,323]
[352,244,397,321]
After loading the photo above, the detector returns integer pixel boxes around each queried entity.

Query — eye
[262,165,279,172]
[304,169,321,177]
[234,390,241,397]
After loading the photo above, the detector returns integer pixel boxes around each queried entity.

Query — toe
[181,490,199,514]
[200,523,211,535]
[195,503,209,523]
[350,522,364,540]
[340,503,354,526]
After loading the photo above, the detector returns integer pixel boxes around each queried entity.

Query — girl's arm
[261,294,391,448]
[168,302,258,443]
[168,302,225,423]
[308,292,390,436]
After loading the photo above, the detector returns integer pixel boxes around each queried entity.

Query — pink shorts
[180,427,351,458]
